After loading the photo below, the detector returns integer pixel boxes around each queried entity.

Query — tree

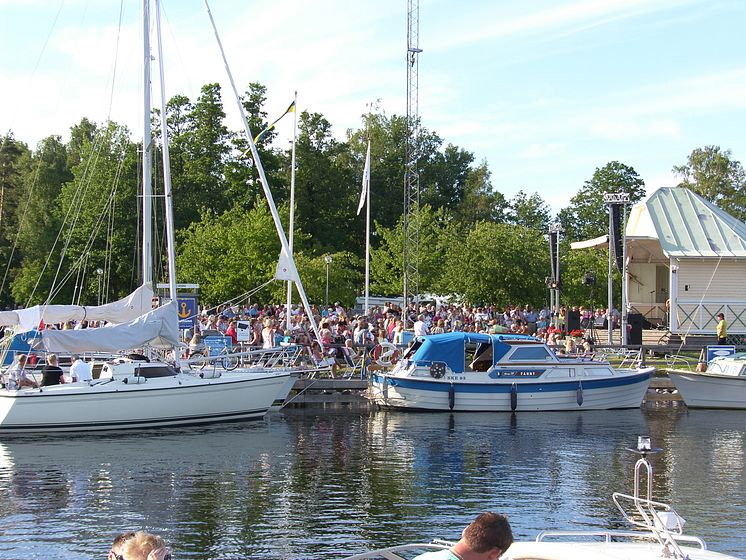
[169,83,230,230]
[558,161,646,241]
[0,133,31,306]
[370,204,455,297]
[224,82,287,211]
[293,111,355,254]
[439,222,549,306]
[673,145,746,221]
[506,190,551,232]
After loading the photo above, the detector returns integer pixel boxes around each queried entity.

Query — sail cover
[0,284,155,331]
[37,300,179,353]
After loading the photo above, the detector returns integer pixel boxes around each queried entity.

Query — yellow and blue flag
[254,100,296,144]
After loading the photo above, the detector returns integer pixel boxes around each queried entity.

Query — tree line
[1,82,744,311]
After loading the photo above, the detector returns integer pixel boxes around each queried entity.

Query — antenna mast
[403,0,422,326]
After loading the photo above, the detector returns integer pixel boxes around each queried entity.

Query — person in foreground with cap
[413,512,513,560]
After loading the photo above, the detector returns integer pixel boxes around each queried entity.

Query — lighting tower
[403,0,422,326]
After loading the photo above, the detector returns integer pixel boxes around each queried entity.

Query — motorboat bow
[342,436,743,560]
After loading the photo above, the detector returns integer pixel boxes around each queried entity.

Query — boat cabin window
[467,342,493,372]
[402,339,423,359]
[508,346,554,362]
[135,365,178,378]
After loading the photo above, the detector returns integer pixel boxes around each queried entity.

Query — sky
[1,0,745,214]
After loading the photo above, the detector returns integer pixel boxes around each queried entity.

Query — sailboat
[0,0,301,434]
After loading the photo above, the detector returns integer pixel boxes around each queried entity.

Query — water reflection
[0,409,742,559]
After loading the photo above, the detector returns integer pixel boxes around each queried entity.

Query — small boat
[368,332,653,411]
[667,353,746,409]
[343,437,743,560]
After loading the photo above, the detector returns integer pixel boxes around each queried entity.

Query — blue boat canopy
[410,332,537,373]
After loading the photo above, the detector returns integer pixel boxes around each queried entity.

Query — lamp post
[324,255,332,307]
[96,268,104,306]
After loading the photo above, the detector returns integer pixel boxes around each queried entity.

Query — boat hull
[369,370,652,412]
[0,371,294,433]
[668,370,746,409]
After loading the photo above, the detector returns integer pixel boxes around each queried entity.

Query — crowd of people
[184,300,620,366]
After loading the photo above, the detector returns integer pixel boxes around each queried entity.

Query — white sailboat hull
[0,370,295,433]
[370,370,652,412]
[668,370,746,409]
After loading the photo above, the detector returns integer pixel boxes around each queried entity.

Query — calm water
[0,407,744,559]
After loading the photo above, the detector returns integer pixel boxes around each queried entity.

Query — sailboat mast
[203,1,324,349]
[285,90,298,332]
[141,0,153,286]
[154,0,179,368]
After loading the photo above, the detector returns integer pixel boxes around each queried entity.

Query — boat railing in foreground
[536,530,705,549]
[665,353,697,371]
[341,540,453,560]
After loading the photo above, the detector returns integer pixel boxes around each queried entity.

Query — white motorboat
[667,353,746,409]
[342,437,743,560]
[368,332,653,411]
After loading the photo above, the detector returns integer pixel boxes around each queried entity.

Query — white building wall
[672,258,746,334]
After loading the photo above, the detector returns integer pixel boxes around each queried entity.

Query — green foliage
[506,190,551,232]
[439,222,549,306]
[558,161,646,241]
[5,79,746,312]
[673,145,746,221]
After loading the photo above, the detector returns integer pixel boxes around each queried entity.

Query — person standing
[716,312,727,345]
[413,512,513,560]
[40,354,65,387]
[414,314,429,337]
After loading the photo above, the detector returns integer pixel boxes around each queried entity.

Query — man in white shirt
[68,355,92,383]
[413,314,429,336]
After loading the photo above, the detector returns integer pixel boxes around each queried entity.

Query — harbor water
[0,407,744,559]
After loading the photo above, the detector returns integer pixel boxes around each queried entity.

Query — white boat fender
[577,380,583,406]
[510,383,518,411]
[382,376,388,399]
[122,376,147,385]
[199,370,222,379]
[448,384,455,410]
[430,362,446,379]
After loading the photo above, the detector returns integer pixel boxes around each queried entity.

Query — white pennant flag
[356,141,371,216]
[274,248,295,281]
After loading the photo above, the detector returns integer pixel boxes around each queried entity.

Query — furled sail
[0,284,155,331]
[37,300,179,353]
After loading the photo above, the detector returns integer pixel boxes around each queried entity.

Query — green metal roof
[646,187,746,257]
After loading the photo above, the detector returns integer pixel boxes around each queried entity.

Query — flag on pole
[254,100,296,144]
[357,141,371,215]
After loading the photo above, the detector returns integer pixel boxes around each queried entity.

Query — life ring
[373,342,399,367]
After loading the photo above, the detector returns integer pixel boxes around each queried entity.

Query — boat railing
[185,345,304,371]
[665,353,696,370]
[341,541,452,560]
[536,529,706,549]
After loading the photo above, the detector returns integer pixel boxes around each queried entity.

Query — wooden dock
[284,376,682,407]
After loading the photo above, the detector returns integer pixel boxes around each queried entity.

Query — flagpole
[286,91,297,332]
[364,145,370,316]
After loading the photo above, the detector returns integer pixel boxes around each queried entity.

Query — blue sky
[1,0,744,213]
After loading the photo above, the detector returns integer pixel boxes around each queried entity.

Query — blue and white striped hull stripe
[373,372,650,394]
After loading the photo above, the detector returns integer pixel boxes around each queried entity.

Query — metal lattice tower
[403,0,422,324]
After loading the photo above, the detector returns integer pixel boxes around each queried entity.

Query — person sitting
[40,354,65,387]
[413,512,513,560]
[67,355,92,383]
[6,354,38,389]
[310,341,337,377]
[188,333,204,357]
